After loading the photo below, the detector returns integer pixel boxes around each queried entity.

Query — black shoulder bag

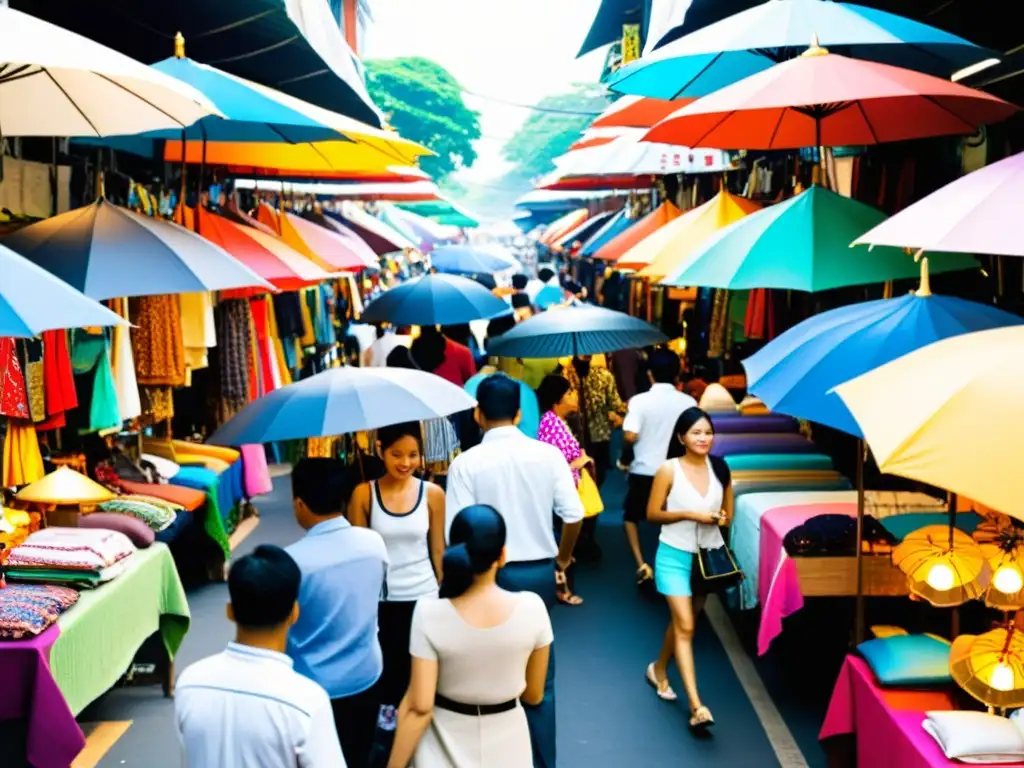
[693,456,744,593]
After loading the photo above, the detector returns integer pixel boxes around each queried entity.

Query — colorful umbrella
[2,199,271,300]
[256,203,374,271]
[854,150,1024,257]
[743,275,1022,438]
[430,245,520,276]
[618,191,760,277]
[644,41,1016,150]
[590,96,691,128]
[662,186,979,290]
[0,5,217,137]
[0,243,127,337]
[581,209,632,257]
[539,209,590,246]
[487,305,668,358]
[327,204,416,255]
[608,0,991,99]
[302,212,381,270]
[595,202,681,261]
[360,274,512,326]
[834,325,1024,516]
[207,366,477,446]
[553,136,731,179]
[552,211,616,250]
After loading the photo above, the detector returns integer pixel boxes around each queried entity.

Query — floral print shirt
[563,365,626,443]
[537,410,581,487]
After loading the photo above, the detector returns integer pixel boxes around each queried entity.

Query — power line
[461,88,606,116]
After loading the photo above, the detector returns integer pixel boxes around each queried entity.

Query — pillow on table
[923,710,1024,763]
[118,494,185,515]
[98,499,175,532]
[0,584,80,639]
[858,633,952,686]
[80,512,155,548]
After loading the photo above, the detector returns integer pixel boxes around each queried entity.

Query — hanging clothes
[140,386,174,425]
[0,338,29,420]
[215,299,255,415]
[249,297,279,393]
[38,329,79,431]
[108,298,141,422]
[272,292,304,338]
[132,295,186,387]
[17,339,46,423]
[179,292,217,379]
[708,289,730,359]
[2,421,45,486]
[744,289,776,341]
[89,342,121,432]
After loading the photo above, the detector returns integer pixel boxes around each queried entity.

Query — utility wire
[461,88,605,116]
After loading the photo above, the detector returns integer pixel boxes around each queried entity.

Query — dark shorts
[623,473,655,524]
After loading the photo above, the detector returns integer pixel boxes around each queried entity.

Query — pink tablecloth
[757,502,856,655]
[0,625,85,768]
[820,655,1024,768]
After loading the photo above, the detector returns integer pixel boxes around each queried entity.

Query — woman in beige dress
[387,504,553,768]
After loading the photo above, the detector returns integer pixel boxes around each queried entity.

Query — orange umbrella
[539,209,589,246]
[257,202,374,271]
[223,165,431,184]
[591,95,692,129]
[594,202,681,261]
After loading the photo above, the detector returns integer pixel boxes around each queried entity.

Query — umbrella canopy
[553,211,616,250]
[608,0,991,99]
[302,212,381,270]
[430,245,520,276]
[2,199,271,300]
[398,200,481,229]
[644,43,1017,150]
[581,209,632,256]
[662,186,980,290]
[0,5,217,137]
[539,209,590,246]
[618,191,761,276]
[327,204,416,255]
[854,150,1024,258]
[591,96,691,128]
[207,366,478,446]
[834,325,1024,515]
[256,203,374,271]
[360,274,512,327]
[0,243,127,337]
[535,284,568,311]
[554,136,732,178]
[743,289,1023,438]
[951,626,1024,709]
[596,202,682,261]
[487,305,668,358]
[383,205,454,249]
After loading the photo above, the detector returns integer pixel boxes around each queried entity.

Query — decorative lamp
[951,621,1024,709]
[893,525,991,607]
[974,515,1024,611]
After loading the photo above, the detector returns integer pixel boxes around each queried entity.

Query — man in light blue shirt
[286,458,388,768]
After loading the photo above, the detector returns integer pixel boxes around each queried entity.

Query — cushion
[171,465,220,491]
[80,513,155,548]
[8,527,135,570]
[858,633,952,686]
[118,494,185,514]
[117,480,205,511]
[923,711,1024,763]
[99,499,175,532]
[0,584,80,639]
[139,453,180,481]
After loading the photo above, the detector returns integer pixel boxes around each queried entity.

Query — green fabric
[661,186,979,292]
[6,569,102,586]
[87,345,120,433]
[202,490,232,560]
[725,453,834,471]
[49,543,190,715]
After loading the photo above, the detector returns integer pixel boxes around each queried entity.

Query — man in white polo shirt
[621,349,696,586]
[175,545,345,768]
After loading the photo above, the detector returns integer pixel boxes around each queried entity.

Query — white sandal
[646,663,678,701]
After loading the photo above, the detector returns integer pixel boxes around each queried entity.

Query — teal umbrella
[660,186,979,292]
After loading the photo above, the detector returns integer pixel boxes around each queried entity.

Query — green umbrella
[398,200,481,228]
[660,186,978,292]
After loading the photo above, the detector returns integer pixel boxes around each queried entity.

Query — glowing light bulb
[990,662,1016,692]
[993,565,1024,595]
[926,561,955,591]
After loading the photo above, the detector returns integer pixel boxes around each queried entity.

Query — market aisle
[87,469,810,767]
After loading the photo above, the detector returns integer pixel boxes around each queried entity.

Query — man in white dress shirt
[445,373,584,768]
[175,545,345,768]
[621,349,697,584]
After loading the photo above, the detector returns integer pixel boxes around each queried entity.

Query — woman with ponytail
[388,505,553,768]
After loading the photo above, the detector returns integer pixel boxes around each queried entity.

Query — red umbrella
[591,95,693,129]
[644,40,1017,150]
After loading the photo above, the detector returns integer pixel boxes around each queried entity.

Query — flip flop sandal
[645,663,678,701]
[555,583,584,606]
[689,706,715,731]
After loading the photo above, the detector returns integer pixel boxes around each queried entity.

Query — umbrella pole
[854,438,866,645]
[949,492,960,638]
[178,129,187,226]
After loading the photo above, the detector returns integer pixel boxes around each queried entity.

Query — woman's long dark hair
[441,505,507,599]
[377,421,422,453]
[666,406,714,460]
[535,374,572,414]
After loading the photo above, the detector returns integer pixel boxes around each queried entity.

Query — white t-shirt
[365,334,412,367]
[659,457,726,552]
[622,383,698,476]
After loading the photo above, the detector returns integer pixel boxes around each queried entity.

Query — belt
[435,693,519,716]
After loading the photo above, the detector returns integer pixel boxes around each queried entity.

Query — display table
[0,543,190,768]
[820,655,1024,768]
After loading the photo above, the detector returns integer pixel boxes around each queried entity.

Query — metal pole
[854,438,866,644]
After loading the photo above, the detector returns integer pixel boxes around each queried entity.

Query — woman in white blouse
[644,407,734,732]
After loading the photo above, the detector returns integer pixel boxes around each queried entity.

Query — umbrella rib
[95,73,188,128]
[42,70,102,136]
[918,94,982,133]
[766,108,787,149]
[669,52,723,101]
[855,101,881,144]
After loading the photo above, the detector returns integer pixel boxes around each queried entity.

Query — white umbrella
[0,3,219,137]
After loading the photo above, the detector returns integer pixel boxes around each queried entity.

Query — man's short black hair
[512,274,528,290]
[648,348,682,384]
[291,457,353,515]
[228,545,301,628]
[476,373,521,422]
[537,266,555,283]
[511,293,531,310]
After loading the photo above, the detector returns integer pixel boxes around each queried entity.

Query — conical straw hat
[16,466,116,505]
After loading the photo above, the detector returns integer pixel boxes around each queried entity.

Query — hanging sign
[622,24,641,65]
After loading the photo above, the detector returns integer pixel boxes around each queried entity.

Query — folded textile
[99,499,176,532]
[0,583,80,639]
[923,710,1024,763]
[7,527,135,571]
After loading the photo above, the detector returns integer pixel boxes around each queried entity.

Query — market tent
[594,202,681,261]
[397,200,481,228]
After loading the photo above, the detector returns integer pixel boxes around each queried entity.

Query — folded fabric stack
[5,527,136,588]
[99,497,179,532]
[0,584,80,640]
[923,710,1024,764]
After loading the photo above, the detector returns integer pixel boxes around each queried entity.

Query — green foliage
[501,85,610,180]
[365,57,482,181]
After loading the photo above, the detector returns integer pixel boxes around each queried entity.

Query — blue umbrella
[535,285,567,310]
[0,243,127,337]
[464,372,541,439]
[431,245,521,276]
[553,210,615,250]
[208,366,477,446]
[581,209,634,257]
[743,291,1023,438]
[488,305,667,358]
[608,0,991,99]
[361,274,512,326]
[2,199,271,300]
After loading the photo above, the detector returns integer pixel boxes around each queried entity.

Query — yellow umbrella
[951,623,1024,709]
[892,525,990,607]
[834,325,1024,517]
[15,466,115,505]
[617,191,760,278]
[165,139,426,176]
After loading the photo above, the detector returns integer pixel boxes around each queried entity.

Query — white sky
[362,0,608,182]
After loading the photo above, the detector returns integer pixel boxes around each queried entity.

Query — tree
[365,57,482,181]
[501,85,610,180]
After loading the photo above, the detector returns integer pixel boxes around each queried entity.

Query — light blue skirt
[654,541,694,597]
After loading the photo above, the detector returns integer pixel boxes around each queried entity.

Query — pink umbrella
[855,150,1024,257]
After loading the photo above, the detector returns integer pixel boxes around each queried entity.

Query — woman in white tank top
[349,422,446,711]
[643,407,734,732]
